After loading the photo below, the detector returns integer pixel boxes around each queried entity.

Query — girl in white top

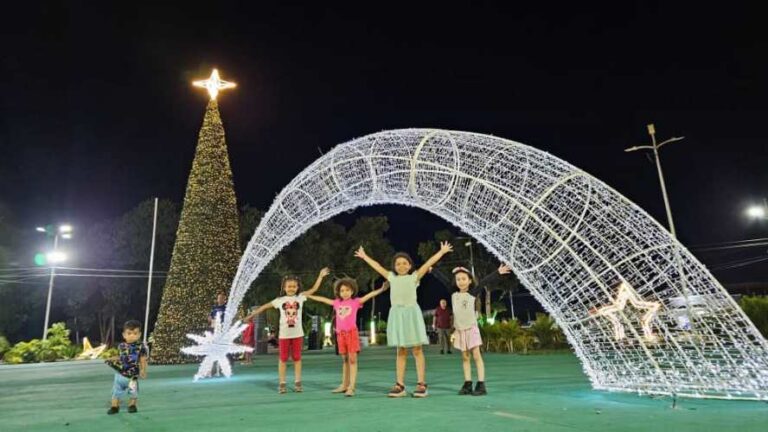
[433,263,511,396]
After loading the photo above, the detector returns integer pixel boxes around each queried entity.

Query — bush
[740,296,768,338]
[100,347,120,359]
[0,335,10,359]
[3,322,75,364]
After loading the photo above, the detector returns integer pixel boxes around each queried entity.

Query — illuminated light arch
[187,128,768,400]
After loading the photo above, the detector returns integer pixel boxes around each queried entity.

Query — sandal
[345,388,356,397]
[278,383,287,394]
[413,382,429,398]
[294,381,303,393]
[331,385,347,393]
[387,382,406,398]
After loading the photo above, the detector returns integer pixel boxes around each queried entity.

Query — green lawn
[1,346,766,431]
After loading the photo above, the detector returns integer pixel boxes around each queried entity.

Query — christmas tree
[151,71,241,363]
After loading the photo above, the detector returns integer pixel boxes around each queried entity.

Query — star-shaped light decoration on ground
[590,281,661,343]
[77,336,107,360]
[193,68,236,100]
[181,314,253,381]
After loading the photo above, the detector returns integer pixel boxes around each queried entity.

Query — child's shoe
[331,385,347,393]
[107,406,119,415]
[278,383,287,394]
[472,381,487,396]
[294,381,303,393]
[458,381,473,395]
[344,388,356,397]
[387,382,406,398]
[413,382,429,398]
[128,405,138,413]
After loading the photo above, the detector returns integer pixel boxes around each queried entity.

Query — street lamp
[36,224,73,340]
[745,199,768,220]
[625,124,685,238]
[455,236,476,279]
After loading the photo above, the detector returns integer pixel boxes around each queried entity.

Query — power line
[709,255,768,271]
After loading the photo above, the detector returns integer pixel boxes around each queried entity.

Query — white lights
[746,205,766,219]
[208,128,768,400]
[181,314,252,381]
[193,69,236,101]
[46,251,67,263]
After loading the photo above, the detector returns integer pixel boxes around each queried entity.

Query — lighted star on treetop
[193,69,236,100]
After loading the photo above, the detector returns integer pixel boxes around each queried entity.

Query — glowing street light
[745,199,768,220]
[36,224,74,340]
[46,251,67,263]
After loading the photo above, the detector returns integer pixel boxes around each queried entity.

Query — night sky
[2,2,767,283]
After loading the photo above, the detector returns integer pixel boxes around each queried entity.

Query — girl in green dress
[354,241,453,398]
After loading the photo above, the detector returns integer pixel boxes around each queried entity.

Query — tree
[67,199,179,345]
[417,230,510,317]
[152,100,241,363]
[344,216,394,319]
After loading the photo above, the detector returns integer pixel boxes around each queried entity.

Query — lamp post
[624,124,685,237]
[37,224,72,340]
[454,236,476,279]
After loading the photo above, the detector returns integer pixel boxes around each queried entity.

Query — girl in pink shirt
[306,278,389,397]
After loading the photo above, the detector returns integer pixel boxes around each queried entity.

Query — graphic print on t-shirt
[336,305,352,319]
[282,301,300,327]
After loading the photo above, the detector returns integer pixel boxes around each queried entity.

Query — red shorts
[278,337,303,362]
[336,329,360,355]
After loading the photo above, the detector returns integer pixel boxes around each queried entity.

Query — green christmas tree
[151,80,241,363]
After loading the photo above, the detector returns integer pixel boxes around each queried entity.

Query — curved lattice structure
[192,129,768,399]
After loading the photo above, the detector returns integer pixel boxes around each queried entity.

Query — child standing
[433,263,511,396]
[355,241,453,398]
[306,278,389,397]
[246,267,330,394]
[105,320,148,415]
[241,307,256,364]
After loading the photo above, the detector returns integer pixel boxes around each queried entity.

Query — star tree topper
[181,314,253,381]
[193,69,236,100]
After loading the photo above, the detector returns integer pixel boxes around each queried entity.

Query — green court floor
[1,346,766,431]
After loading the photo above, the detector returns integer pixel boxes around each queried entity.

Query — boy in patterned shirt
[105,320,148,414]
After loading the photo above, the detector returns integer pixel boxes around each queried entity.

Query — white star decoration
[193,69,236,100]
[181,315,253,381]
[591,281,661,343]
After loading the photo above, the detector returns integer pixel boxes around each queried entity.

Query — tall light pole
[625,124,685,237]
[455,236,476,279]
[37,224,72,340]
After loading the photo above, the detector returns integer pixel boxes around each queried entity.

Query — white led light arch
[188,128,768,400]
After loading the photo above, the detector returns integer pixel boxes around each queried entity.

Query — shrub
[3,322,75,364]
[740,296,768,338]
[0,335,10,359]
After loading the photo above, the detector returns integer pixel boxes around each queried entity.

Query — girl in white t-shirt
[433,263,511,396]
[246,267,330,394]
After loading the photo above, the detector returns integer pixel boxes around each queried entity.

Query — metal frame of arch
[190,128,767,400]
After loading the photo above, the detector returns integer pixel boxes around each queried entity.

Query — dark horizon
[2,2,767,282]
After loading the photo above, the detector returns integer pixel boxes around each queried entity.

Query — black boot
[107,406,119,415]
[458,381,473,395]
[472,381,487,396]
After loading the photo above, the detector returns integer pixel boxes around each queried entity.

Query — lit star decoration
[591,281,661,343]
[193,69,236,100]
[181,313,253,381]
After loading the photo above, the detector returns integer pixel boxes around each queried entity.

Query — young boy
[246,267,330,393]
[209,290,228,326]
[105,320,148,414]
